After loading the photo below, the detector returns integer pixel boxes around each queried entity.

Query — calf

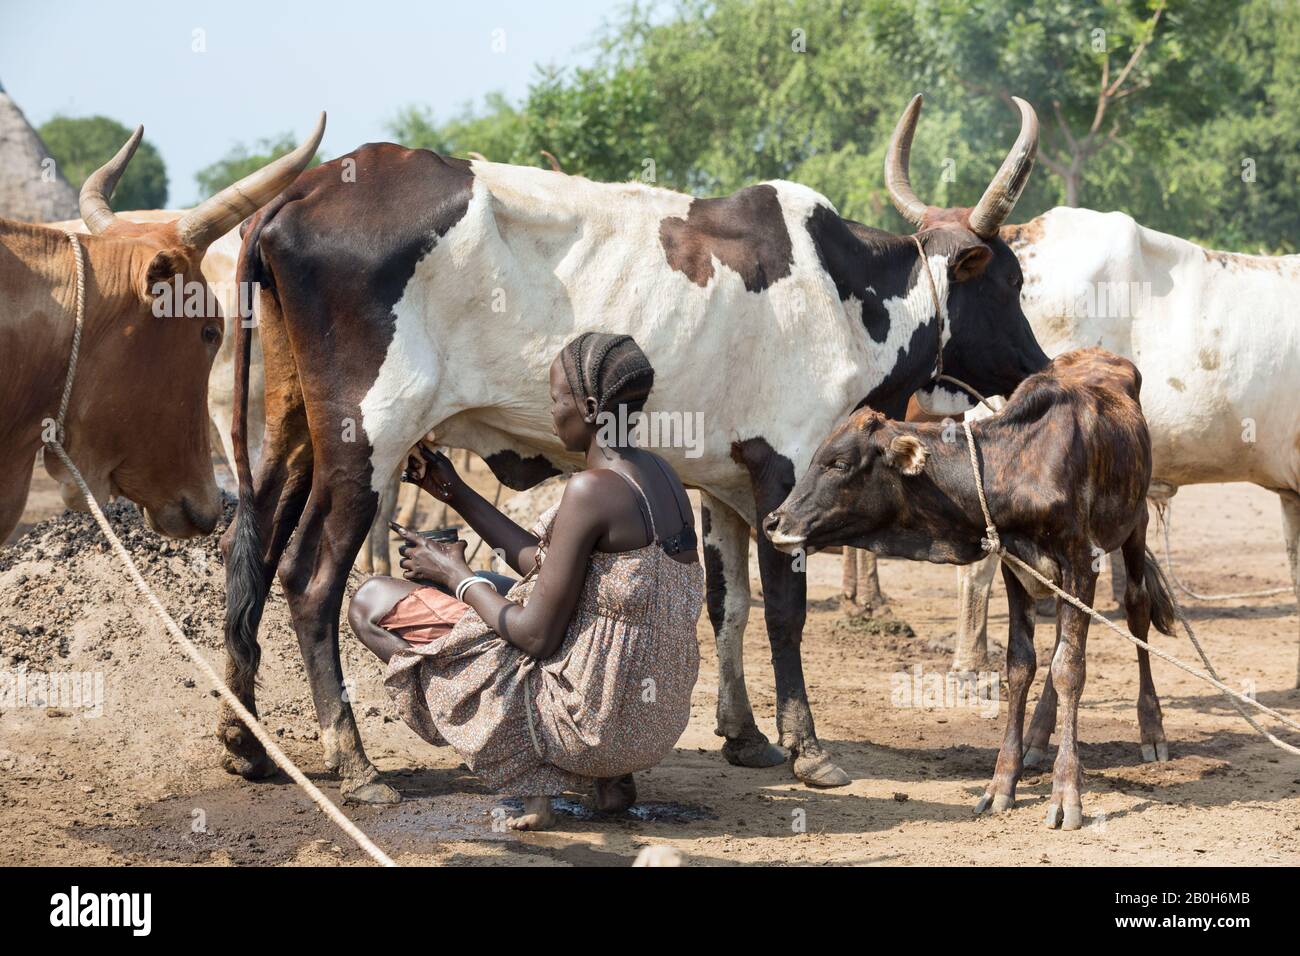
[765,348,1177,829]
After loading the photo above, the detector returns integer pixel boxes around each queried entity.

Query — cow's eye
[828,459,850,472]
[202,324,221,345]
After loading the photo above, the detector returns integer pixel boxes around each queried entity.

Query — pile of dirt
[0,497,238,671]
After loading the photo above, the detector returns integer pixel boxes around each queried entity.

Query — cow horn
[79,125,143,235]
[175,112,326,250]
[967,97,1039,239]
[884,94,928,228]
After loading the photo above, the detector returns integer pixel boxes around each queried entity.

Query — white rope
[45,233,397,867]
[958,411,1300,756]
[1155,498,1292,601]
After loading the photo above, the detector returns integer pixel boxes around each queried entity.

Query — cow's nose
[762,510,782,537]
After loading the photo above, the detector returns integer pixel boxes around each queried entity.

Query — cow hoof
[221,749,277,781]
[342,779,401,805]
[1139,741,1170,763]
[722,734,788,769]
[793,752,851,788]
[1061,805,1083,830]
[1044,802,1063,829]
[974,792,1013,815]
[1022,745,1051,769]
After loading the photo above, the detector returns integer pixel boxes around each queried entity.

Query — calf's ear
[885,434,928,476]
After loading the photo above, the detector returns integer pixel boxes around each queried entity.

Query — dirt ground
[2,460,1298,867]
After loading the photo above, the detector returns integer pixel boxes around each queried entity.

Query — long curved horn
[884,94,928,228]
[79,125,143,235]
[175,112,326,250]
[541,149,563,172]
[967,97,1039,239]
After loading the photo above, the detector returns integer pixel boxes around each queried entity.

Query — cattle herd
[3,93,1298,834]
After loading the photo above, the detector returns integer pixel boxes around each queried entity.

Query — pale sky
[1,0,626,204]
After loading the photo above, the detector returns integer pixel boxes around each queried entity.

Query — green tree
[388,92,529,162]
[870,0,1240,210]
[39,115,168,210]
[194,133,323,199]
[379,0,1298,251]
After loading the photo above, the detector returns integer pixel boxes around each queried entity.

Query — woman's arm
[396,472,609,659]
[407,448,541,575]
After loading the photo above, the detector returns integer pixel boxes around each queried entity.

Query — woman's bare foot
[506,796,555,831]
[594,773,637,813]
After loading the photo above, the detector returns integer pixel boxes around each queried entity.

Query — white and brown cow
[219,95,1049,802]
[1,118,321,543]
[952,208,1300,694]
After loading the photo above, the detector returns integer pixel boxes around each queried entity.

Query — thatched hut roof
[0,79,79,222]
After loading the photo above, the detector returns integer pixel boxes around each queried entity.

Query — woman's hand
[392,523,472,590]
[402,445,462,503]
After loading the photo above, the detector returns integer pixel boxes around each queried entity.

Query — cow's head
[763,409,928,555]
[884,95,1049,415]
[43,116,324,537]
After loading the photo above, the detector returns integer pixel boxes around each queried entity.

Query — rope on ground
[1155,498,1291,601]
[958,416,1300,757]
[46,233,397,867]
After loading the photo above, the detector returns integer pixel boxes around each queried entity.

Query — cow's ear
[142,249,188,302]
[949,243,993,283]
[885,434,928,476]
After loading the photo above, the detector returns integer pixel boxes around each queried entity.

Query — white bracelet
[454,575,493,602]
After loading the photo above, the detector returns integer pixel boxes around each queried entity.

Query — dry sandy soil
[2,460,1298,867]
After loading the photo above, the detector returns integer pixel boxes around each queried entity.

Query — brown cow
[764,348,1178,830]
[0,116,324,542]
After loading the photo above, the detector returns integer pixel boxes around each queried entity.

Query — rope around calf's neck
[43,233,396,866]
[958,414,1300,756]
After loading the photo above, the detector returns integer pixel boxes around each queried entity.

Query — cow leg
[701,492,784,768]
[749,478,848,789]
[278,463,397,804]
[1108,549,1127,608]
[217,400,313,780]
[975,564,1036,814]
[357,468,399,576]
[1022,635,1059,768]
[0,453,36,546]
[1121,519,1168,762]
[840,548,858,614]
[841,549,886,616]
[858,551,887,613]
[953,555,998,673]
[1044,566,1096,831]
[1281,491,1300,689]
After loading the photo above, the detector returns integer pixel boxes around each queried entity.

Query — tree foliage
[194,134,323,199]
[38,115,168,210]
[386,0,1299,252]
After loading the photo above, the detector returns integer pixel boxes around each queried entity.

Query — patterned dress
[383,502,704,795]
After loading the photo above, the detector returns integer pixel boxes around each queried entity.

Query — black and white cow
[220,95,1049,802]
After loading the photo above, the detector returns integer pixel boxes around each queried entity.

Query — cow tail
[223,202,283,691]
[1142,547,1178,637]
